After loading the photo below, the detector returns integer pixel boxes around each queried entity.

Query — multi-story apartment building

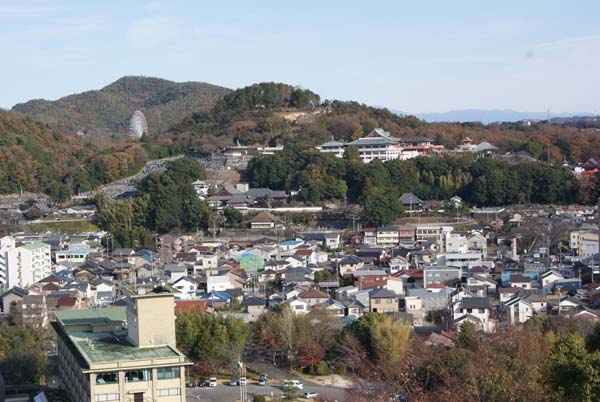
[1,238,51,289]
[0,235,15,288]
[376,226,400,246]
[52,284,190,402]
[445,233,468,254]
[416,226,453,252]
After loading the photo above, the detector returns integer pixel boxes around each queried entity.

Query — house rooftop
[299,289,329,299]
[369,288,397,298]
[460,297,491,310]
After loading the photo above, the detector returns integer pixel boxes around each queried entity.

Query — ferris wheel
[129,110,148,139]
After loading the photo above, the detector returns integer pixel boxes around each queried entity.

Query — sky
[1,0,599,113]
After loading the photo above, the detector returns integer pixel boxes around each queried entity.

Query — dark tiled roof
[461,297,491,309]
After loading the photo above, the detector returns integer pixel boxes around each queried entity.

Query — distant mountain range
[12,76,231,136]
[391,109,595,124]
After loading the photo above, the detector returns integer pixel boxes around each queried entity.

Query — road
[186,380,348,402]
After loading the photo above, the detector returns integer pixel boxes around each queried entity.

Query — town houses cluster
[2,202,600,338]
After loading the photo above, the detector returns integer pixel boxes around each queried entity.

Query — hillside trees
[0,324,47,384]
[95,157,210,247]
[247,149,585,209]
[176,310,251,375]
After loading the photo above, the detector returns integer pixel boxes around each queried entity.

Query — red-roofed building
[175,300,208,314]
[298,289,329,306]
[54,297,78,310]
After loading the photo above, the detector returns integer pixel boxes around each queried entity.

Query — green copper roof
[20,241,49,251]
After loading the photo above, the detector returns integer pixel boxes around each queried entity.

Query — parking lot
[186,380,348,402]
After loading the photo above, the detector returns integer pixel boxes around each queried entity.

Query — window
[95,394,119,401]
[125,369,152,382]
[96,372,118,384]
[157,367,180,380]
[375,299,381,304]
[478,309,485,314]
[158,388,181,396]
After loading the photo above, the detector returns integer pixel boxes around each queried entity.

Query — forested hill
[149,82,424,155]
[152,82,600,163]
[0,111,149,201]
[12,76,231,137]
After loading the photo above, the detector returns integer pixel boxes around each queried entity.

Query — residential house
[249,212,279,230]
[505,297,534,325]
[303,232,341,250]
[244,296,266,319]
[298,288,329,307]
[344,299,366,318]
[368,288,398,313]
[356,248,387,265]
[400,193,424,212]
[509,274,534,289]
[352,270,387,290]
[404,295,426,326]
[164,264,188,284]
[287,296,310,315]
[540,270,564,291]
[172,276,198,300]
[338,255,364,276]
[245,188,288,207]
[454,296,494,332]
[264,260,289,272]
[499,287,521,304]
[315,298,345,317]
[206,275,235,292]
[386,274,405,296]
[467,275,498,294]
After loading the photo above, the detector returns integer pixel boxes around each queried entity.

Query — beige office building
[52,285,190,402]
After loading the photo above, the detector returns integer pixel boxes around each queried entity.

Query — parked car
[258,374,268,386]
[303,391,319,399]
[239,377,247,386]
[197,378,206,387]
[186,380,195,388]
[208,377,217,387]
[283,379,304,390]
[229,378,238,386]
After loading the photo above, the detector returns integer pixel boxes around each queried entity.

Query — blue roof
[281,240,303,246]
[201,291,231,301]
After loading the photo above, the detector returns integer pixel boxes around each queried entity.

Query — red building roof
[175,300,208,314]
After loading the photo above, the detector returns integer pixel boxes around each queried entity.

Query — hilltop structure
[316,128,443,163]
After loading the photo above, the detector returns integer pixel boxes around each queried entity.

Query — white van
[283,379,304,390]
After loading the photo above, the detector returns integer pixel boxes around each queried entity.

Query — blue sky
[1,0,599,113]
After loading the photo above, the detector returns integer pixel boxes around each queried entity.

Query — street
[186,380,348,402]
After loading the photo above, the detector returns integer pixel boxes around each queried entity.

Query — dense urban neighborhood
[3,123,600,401]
